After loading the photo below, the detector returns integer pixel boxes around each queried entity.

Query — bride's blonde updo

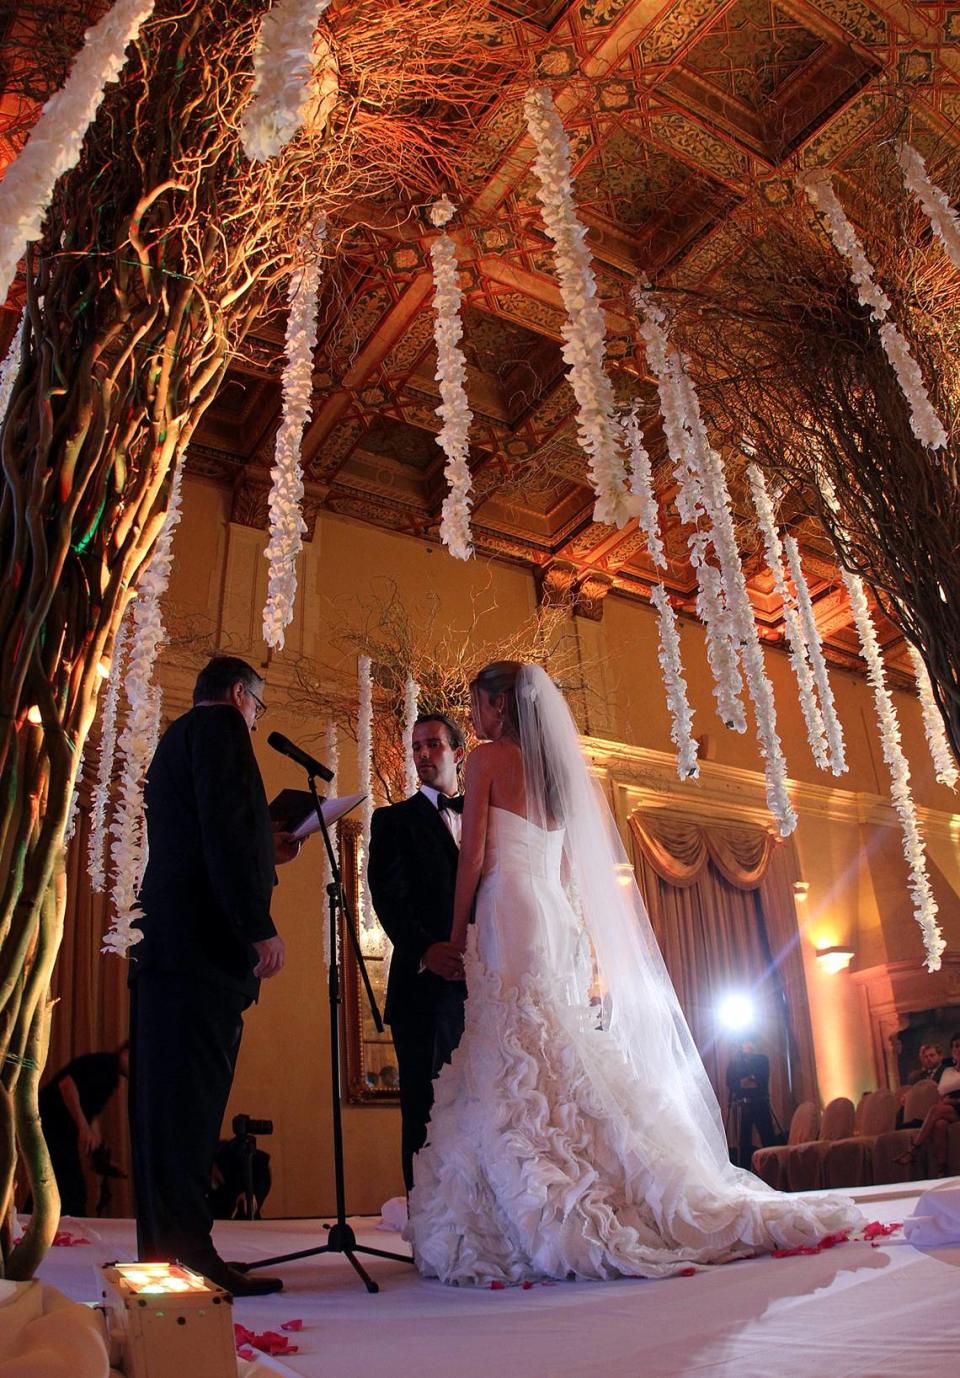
[470,660,524,740]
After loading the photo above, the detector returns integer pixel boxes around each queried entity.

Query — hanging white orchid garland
[64,750,85,847]
[801,171,947,450]
[619,404,665,568]
[524,88,638,528]
[87,616,131,892]
[320,720,339,964]
[619,404,698,778]
[650,585,699,780]
[782,535,847,775]
[841,569,945,971]
[403,675,420,797]
[357,655,375,933]
[0,0,156,307]
[105,464,184,955]
[0,316,25,429]
[262,226,325,650]
[896,142,960,272]
[428,197,474,561]
[906,643,959,790]
[747,464,833,773]
[241,0,332,162]
[674,369,797,834]
[633,290,747,735]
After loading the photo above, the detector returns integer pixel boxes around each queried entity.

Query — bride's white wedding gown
[406,806,858,1285]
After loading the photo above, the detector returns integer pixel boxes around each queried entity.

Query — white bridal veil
[515,662,768,1199]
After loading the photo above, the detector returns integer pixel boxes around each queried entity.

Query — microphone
[267,731,335,783]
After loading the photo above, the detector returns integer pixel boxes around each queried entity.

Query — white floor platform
[35,1181,959,1378]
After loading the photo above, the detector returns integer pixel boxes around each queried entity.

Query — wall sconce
[816,945,854,974]
[792,881,810,904]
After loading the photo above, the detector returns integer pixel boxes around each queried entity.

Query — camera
[231,1113,273,1138]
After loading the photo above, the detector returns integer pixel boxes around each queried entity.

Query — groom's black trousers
[129,971,248,1267]
[391,1007,465,1191]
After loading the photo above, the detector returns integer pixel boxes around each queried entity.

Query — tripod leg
[345,1250,379,1294]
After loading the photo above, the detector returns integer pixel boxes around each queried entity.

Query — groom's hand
[423,942,465,981]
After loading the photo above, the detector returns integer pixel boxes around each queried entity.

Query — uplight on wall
[815,945,855,974]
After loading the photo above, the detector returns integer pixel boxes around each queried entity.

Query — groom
[367,713,467,1191]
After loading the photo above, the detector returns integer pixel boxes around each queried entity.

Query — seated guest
[38,1043,129,1216]
[907,1041,948,1085]
[898,1032,960,1175]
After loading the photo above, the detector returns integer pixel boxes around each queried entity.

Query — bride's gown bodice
[406,807,858,1286]
[475,807,574,988]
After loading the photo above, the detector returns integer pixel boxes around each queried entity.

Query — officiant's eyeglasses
[246,687,268,721]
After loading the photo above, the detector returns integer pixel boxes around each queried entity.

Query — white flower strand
[0,0,155,307]
[241,0,332,162]
[650,584,699,780]
[64,748,85,847]
[403,675,420,797]
[0,316,25,429]
[633,288,747,733]
[262,229,324,650]
[358,655,375,933]
[672,367,797,835]
[320,720,339,964]
[747,464,832,773]
[906,642,959,790]
[87,616,130,891]
[619,404,665,568]
[105,464,184,955]
[841,568,944,971]
[783,536,847,775]
[428,197,474,561]
[524,88,639,528]
[896,141,960,273]
[801,171,947,450]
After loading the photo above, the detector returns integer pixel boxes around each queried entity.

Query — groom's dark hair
[414,712,465,752]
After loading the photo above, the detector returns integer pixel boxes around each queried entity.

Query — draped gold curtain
[628,812,817,1138]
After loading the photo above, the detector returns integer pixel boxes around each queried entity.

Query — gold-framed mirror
[339,819,399,1104]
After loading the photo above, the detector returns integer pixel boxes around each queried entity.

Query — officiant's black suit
[128,703,277,1269]
[368,791,466,1190]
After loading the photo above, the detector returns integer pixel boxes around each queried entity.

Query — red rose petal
[679,1267,697,1276]
[280,1318,303,1331]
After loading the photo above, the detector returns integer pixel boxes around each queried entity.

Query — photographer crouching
[128,657,301,1297]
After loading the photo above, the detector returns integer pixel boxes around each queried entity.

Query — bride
[405,661,860,1284]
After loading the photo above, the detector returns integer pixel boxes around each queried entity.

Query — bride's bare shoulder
[465,740,517,775]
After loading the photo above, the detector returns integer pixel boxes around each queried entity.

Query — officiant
[368,713,467,1191]
[128,655,300,1297]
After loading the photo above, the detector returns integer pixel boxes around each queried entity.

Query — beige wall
[146,474,960,1216]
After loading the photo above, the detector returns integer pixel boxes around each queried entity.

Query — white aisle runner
[34,1181,959,1378]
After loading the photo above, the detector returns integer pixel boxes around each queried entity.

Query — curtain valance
[630,812,775,890]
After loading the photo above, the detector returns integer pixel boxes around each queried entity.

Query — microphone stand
[236,772,414,1292]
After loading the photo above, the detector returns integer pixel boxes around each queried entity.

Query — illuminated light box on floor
[99,1262,236,1378]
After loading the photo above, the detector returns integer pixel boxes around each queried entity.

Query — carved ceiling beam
[301,272,434,468]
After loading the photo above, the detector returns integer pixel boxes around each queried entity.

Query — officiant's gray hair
[193,655,263,705]
[414,712,465,752]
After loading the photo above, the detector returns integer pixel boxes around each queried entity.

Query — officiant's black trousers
[129,972,247,1267]
[391,1007,464,1191]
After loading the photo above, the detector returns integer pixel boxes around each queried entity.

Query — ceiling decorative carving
[183,0,956,669]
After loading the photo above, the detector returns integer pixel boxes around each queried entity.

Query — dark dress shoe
[183,1254,284,1296]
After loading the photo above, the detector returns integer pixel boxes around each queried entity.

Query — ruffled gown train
[406,807,858,1285]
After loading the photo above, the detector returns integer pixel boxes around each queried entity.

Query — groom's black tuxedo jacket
[367,791,466,1025]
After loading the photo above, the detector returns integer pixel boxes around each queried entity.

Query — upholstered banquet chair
[783,1096,856,1192]
[872,1079,947,1184]
[821,1089,899,1188]
[751,1101,820,1189]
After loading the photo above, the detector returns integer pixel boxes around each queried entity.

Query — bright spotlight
[717,993,755,1032]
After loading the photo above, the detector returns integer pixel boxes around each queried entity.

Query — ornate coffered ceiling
[141,2,960,669]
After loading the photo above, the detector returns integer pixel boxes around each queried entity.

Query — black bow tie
[436,792,464,815]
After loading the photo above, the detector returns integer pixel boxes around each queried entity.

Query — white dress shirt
[419,783,462,848]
